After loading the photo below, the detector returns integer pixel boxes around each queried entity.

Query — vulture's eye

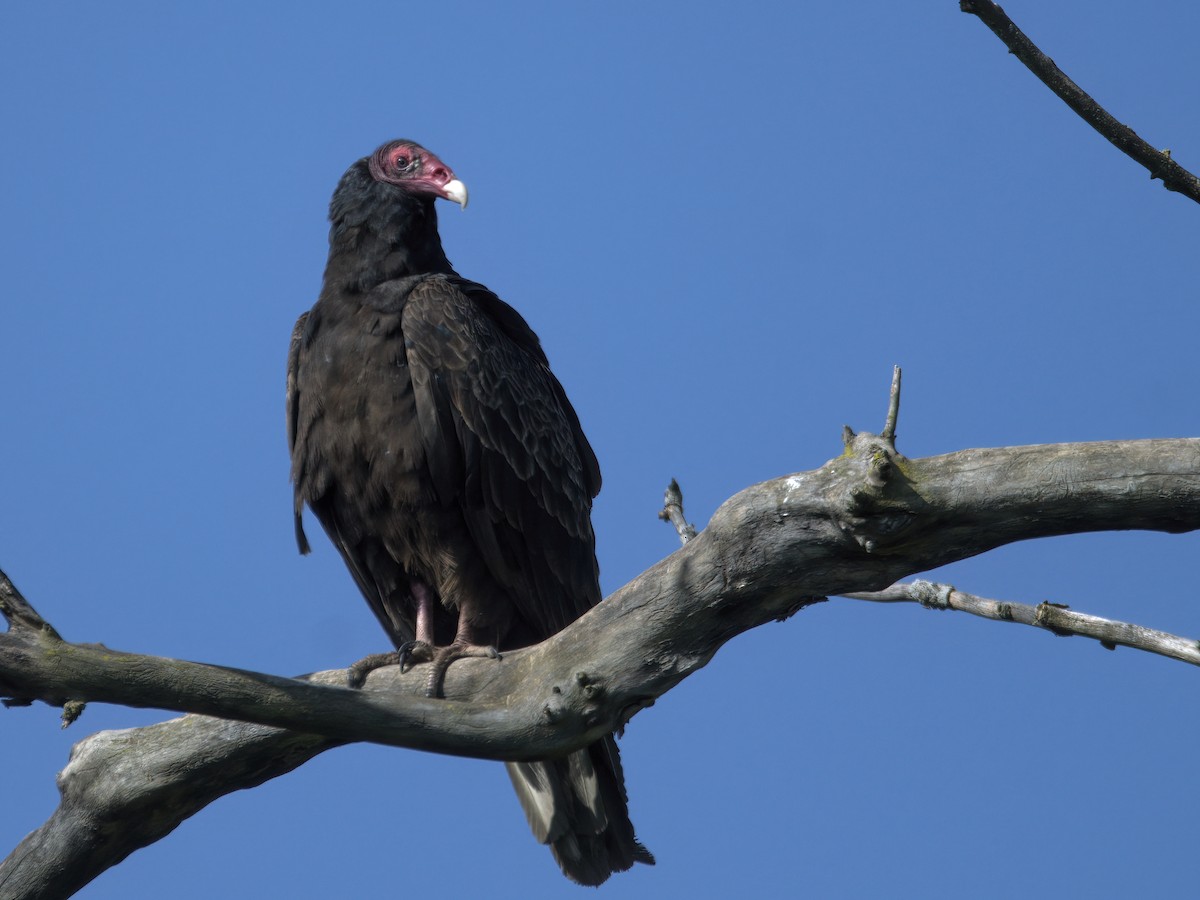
[395,154,413,170]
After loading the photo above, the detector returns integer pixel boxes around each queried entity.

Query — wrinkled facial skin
[368,139,468,208]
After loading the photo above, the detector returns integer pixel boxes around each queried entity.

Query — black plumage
[286,139,652,885]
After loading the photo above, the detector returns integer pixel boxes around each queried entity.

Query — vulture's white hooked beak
[443,178,469,210]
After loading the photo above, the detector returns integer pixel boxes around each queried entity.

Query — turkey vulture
[286,139,653,885]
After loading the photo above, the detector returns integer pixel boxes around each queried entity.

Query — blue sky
[2,2,1199,897]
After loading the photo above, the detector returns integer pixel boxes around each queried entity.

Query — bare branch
[2,706,343,900]
[845,580,1200,667]
[881,365,901,443]
[3,434,1199,896]
[658,478,697,545]
[0,610,549,761]
[0,570,57,638]
[961,0,1200,203]
[5,436,1198,741]
[0,572,64,711]
[5,437,1198,744]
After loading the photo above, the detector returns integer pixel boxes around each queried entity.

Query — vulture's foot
[395,639,435,672]
[398,640,501,698]
[346,650,404,688]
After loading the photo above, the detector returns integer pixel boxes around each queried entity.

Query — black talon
[396,639,433,673]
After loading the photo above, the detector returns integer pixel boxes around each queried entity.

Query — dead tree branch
[881,365,901,443]
[658,478,697,545]
[961,0,1200,203]
[845,580,1200,667]
[3,432,1199,898]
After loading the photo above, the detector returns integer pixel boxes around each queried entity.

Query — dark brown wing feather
[286,311,312,555]
[287,295,423,646]
[401,274,601,640]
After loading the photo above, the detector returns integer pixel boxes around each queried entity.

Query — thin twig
[658,479,697,545]
[844,580,1200,667]
[0,568,57,636]
[961,0,1200,204]
[0,570,65,709]
[881,365,901,443]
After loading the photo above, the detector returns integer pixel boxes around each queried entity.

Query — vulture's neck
[323,193,455,297]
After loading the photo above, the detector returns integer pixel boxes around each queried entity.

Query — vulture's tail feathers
[505,736,653,886]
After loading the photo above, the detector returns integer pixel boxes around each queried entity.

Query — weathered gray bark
[2,433,1199,899]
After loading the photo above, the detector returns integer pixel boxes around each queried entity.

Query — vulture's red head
[367,139,468,209]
